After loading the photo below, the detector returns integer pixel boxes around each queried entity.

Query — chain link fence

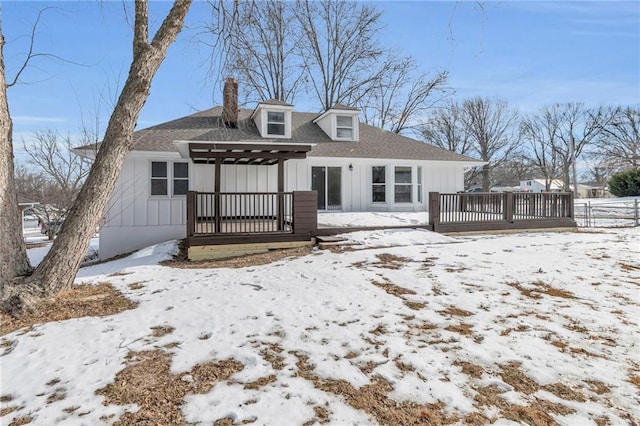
[574,198,639,228]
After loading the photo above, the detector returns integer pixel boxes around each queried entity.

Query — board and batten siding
[100,152,468,259]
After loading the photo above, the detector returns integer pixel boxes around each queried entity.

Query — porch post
[215,158,222,233]
[277,158,285,231]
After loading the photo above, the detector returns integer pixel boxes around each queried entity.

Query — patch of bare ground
[213,417,257,425]
[594,416,611,426]
[373,253,411,270]
[369,324,387,336]
[107,271,132,277]
[404,300,426,310]
[293,352,459,425]
[369,278,426,311]
[302,404,332,425]
[439,306,473,317]
[507,280,576,300]
[0,283,138,336]
[444,323,474,336]
[394,357,415,373]
[627,374,640,391]
[8,416,32,425]
[543,383,587,402]
[127,282,145,290]
[244,374,277,390]
[619,262,640,272]
[1,406,18,417]
[259,342,285,371]
[499,362,539,395]
[454,361,484,379]
[163,246,313,269]
[585,380,610,395]
[150,325,175,338]
[473,384,575,425]
[371,280,416,297]
[501,324,531,336]
[96,349,243,425]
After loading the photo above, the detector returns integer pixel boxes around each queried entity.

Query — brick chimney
[222,77,238,128]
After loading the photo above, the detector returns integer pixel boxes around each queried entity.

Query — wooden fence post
[186,191,195,238]
[503,192,514,222]
[292,191,318,236]
[429,192,440,232]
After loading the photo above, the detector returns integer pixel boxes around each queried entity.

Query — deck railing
[429,191,575,233]
[187,191,317,240]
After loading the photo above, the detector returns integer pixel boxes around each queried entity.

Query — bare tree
[580,157,618,187]
[491,154,534,186]
[294,0,385,110]
[552,103,614,194]
[2,0,193,315]
[0,13,34,283]
[520,106,562,191]
[220,0,303,104]
[594,106,640,170]
[421,101,478,187]
[462,97,520,191]
[360,55,450,135]
[20,130,91,238]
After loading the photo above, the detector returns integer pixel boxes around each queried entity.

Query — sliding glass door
[312,166,342,210]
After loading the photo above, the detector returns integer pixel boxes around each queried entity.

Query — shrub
[608,168,640,197]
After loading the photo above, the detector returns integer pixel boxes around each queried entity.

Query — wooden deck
[429,191,576,233]
[186,190,317,259]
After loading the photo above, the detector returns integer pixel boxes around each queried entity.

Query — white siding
[101,153,468,259]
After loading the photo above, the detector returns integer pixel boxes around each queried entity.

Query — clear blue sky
[3,1,639,161]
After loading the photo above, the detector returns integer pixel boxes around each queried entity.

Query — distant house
[18,197,39,228]
[75,78,483,260]
[519,179,564,193]
[576,182,608,199]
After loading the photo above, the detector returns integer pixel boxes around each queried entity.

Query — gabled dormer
[313,103,360,141]
[251,99,294,139]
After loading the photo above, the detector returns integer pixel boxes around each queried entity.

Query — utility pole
[571,132,579,198]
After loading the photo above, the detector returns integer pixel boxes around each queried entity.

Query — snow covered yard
[1,227,639,425]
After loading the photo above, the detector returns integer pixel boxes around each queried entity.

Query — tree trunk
[0,30,33,289]
[2,0,192,311]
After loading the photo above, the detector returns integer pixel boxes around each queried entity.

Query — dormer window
[313,104,360,141]
[252,100,294,139]
[267,111,286,136]
[336,116,353,139]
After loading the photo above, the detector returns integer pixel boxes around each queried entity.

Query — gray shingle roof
[79,107,481,163]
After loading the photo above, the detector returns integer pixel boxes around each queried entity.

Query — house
[576,182,608,199]
[519,179,564,193]
[18,197,39,229]
[75,78,483,260]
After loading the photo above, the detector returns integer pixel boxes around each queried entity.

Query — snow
[2,218,639,425]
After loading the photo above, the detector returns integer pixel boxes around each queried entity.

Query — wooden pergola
[186,141,312,196]
[180,142,317,254]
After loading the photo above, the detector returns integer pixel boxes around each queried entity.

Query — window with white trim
[267,111,285,136]
[394,166,412,203]
[336,115,353,139]
[372,166,386,202]
[173,162,189,195]
[151,162,168,196]
[151,161,189,196]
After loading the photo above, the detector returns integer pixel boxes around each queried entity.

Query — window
[336,115,353,139]
[151,161,189,196]
[372,166,386,202]
[173,162,189,195]
[151,162,168,196]
[417,166,423,203]
[394,166,412,203]
[267,111,285,136]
